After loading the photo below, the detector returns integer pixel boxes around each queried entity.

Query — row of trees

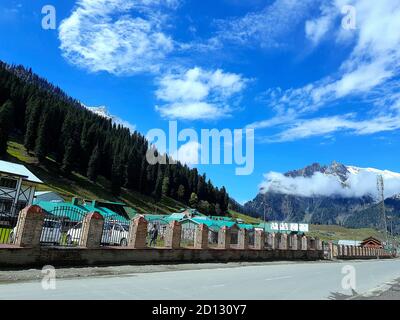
[0,62,229,214]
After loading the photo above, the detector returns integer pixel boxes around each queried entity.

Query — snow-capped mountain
[85,105,113,120]
[244,162,400,229]
[262,161,400,200]
[346,165,400,180]
[82,104,136,133]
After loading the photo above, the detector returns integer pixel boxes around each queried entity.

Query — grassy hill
[228,209,263,224]
[6,138,188,215]
[308,224,399,243]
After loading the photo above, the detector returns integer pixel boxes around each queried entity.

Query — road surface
[1,259,400,299]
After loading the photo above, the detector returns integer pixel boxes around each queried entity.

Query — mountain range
[244,162,400,233]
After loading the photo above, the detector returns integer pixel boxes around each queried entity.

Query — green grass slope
[5,139,188,215]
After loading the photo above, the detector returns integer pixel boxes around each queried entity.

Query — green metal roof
[237,223,255,230]
[168,213,187,221]
[144,214,169,224]
[34,200,128,223]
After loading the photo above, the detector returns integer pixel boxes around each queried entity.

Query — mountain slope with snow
[83,104,136,133]
[261,162,400,200]
[245,162,400,229]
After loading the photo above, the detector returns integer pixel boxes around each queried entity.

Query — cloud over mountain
[259,164,400,199]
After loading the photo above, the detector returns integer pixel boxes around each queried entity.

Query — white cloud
[305,3,336,45]
[214,0,314,48]
[59,0,178,75]
[260,169,400,199]
[171,140,200,165]
[266,114,400,142]
[252,0,400,141]
[155,67,247,120]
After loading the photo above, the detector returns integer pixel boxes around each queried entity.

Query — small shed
[360,237,383,248]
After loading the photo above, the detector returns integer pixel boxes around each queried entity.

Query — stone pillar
[194,224,209,249]
[333,245,339,257]
[290,234,298,250]
[254,229,265,250]
[237,228,249,250]
[274,233,280,249]
[218,226,231,249]
[79,212,104,248]
[128,216,148,249]
[338,245,343,257]
[327,241,333,259]
[279,233,289,250]
[165,221,181,249]
[315,238,323,251]
[13,205,45,247]
[301,236,308,250]
[266,233,275,249]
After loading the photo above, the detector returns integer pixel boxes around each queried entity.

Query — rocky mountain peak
[284,161,349,182]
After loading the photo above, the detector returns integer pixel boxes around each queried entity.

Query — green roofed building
[34,198,131,223]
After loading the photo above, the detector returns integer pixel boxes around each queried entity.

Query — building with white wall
[0,160,43,216]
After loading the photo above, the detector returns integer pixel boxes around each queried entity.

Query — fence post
[13,205,45,247]
[315,238,322,251]
[79,212,104,248]
[218,226,231,249]
[279,233,289,250]
[254,229,265,250]
[237,228,249,250]
[338,245,343,257]
[301,236,308,251]
[128,216,148,249]
[194,224,209,249]
[266,233,275,250]
[274,233,281,250]
[165,220,181,249]
[290,234,298,250]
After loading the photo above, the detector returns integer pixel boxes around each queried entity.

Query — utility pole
[259,187,267,232]
[377,175,389,246]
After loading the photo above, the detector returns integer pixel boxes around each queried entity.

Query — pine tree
[34,106,51,162]
[0,100,14,156]
[177,184,185,201]
[87,144,101,182]
[189,192,199,208]
[111,155,122,196]
[152,165,164,201]
[162,178,170,198]
[24,98,41,152]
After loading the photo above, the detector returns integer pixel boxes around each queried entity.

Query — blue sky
[1,0,400,204]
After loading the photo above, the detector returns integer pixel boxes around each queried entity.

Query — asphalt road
[1,259,400,300]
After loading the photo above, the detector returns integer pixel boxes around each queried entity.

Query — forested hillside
[0,61,229,215]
